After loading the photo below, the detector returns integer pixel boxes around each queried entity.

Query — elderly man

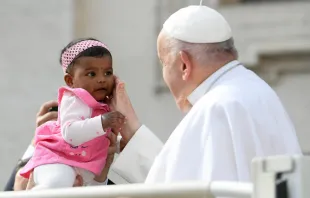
[12,4,302,188]
[109,5,302,184]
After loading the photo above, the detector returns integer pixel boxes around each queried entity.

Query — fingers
[101,111,126,132]
[107,111,125,119]
[108,132,117,147]
[36,111,58,127]
[110,128,120,136]
[14,169,29,191]
[112,76,118,99]
[109,111,126,123]
[105,150,115,167]
[113,76,125,95]
[26,172,35,190]
[114,75,120,84]
[108,143,117,155]
[117,118,125,125]
[37,100,58,117]
[112,75,118,91]
[120,137,127,152]
[107,132,117,155]
[102,112,124,123]
[114,112,126,132]
[73,175,83,187]
[109,76,125,110]
[94,132,117,182]
[114,111,126,120]
[114,112,126,130]
[114,76,125,86]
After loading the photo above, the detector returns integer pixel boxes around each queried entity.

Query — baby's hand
[101,111,126,132]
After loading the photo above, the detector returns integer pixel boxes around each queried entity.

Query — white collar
[187,60,240,105]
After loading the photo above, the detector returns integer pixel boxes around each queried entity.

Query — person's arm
[107,78,163,184]
[91,132,118,186]
[60,92,106,146]
[13,158,32,191]
[6,101,59,191]
[110,125,163,184]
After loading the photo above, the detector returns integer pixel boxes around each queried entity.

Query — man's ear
[64,74,74,88]
[179,51,192,81]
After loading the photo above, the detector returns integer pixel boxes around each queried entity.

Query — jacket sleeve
[109,125,163,184]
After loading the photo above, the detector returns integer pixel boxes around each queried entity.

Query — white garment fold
[111,60,302,184]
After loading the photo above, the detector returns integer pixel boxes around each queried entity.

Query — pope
[109,4,302,184]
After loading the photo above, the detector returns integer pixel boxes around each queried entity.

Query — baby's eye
[70,146,78,149]
[87,72,96,77]
[105,71,113,76]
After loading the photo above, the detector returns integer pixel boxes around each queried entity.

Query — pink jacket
[20,87,110,178]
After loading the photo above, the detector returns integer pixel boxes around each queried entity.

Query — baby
[20,38,125,189]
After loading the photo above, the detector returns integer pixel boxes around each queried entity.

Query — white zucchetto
[163,5,232,43]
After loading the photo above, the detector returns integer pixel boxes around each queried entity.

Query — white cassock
[110,60,302,184]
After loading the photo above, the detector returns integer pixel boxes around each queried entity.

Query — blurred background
[0,0,309,189]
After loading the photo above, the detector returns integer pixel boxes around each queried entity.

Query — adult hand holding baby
[93,131,118,183]
[24,101,120,189]
[25,172,84,189]
[14,101,58,191]
[25,125,119,189]
[36,100,58,127]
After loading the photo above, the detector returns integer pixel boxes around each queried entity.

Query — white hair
[161,30,238,65]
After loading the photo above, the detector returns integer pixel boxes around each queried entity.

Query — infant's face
[71,56,114,102]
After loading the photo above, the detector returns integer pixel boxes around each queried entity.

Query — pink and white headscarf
[61,40,109,73]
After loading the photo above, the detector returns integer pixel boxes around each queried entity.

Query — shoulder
[59,87,87,105]
[207,68,278,105]
[60,90,90,111]
[198,78,275,112]
[190,90,247,122]
[196,87,244,109]
[61,91,79,103]
[59,87,89,99]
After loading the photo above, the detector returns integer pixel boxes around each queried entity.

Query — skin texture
[157,32,236,112]
[65,56,126,134]
[101,111,126,133]
[109,78,141,145]
[157,32,197,112]
[64,56,114,102]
